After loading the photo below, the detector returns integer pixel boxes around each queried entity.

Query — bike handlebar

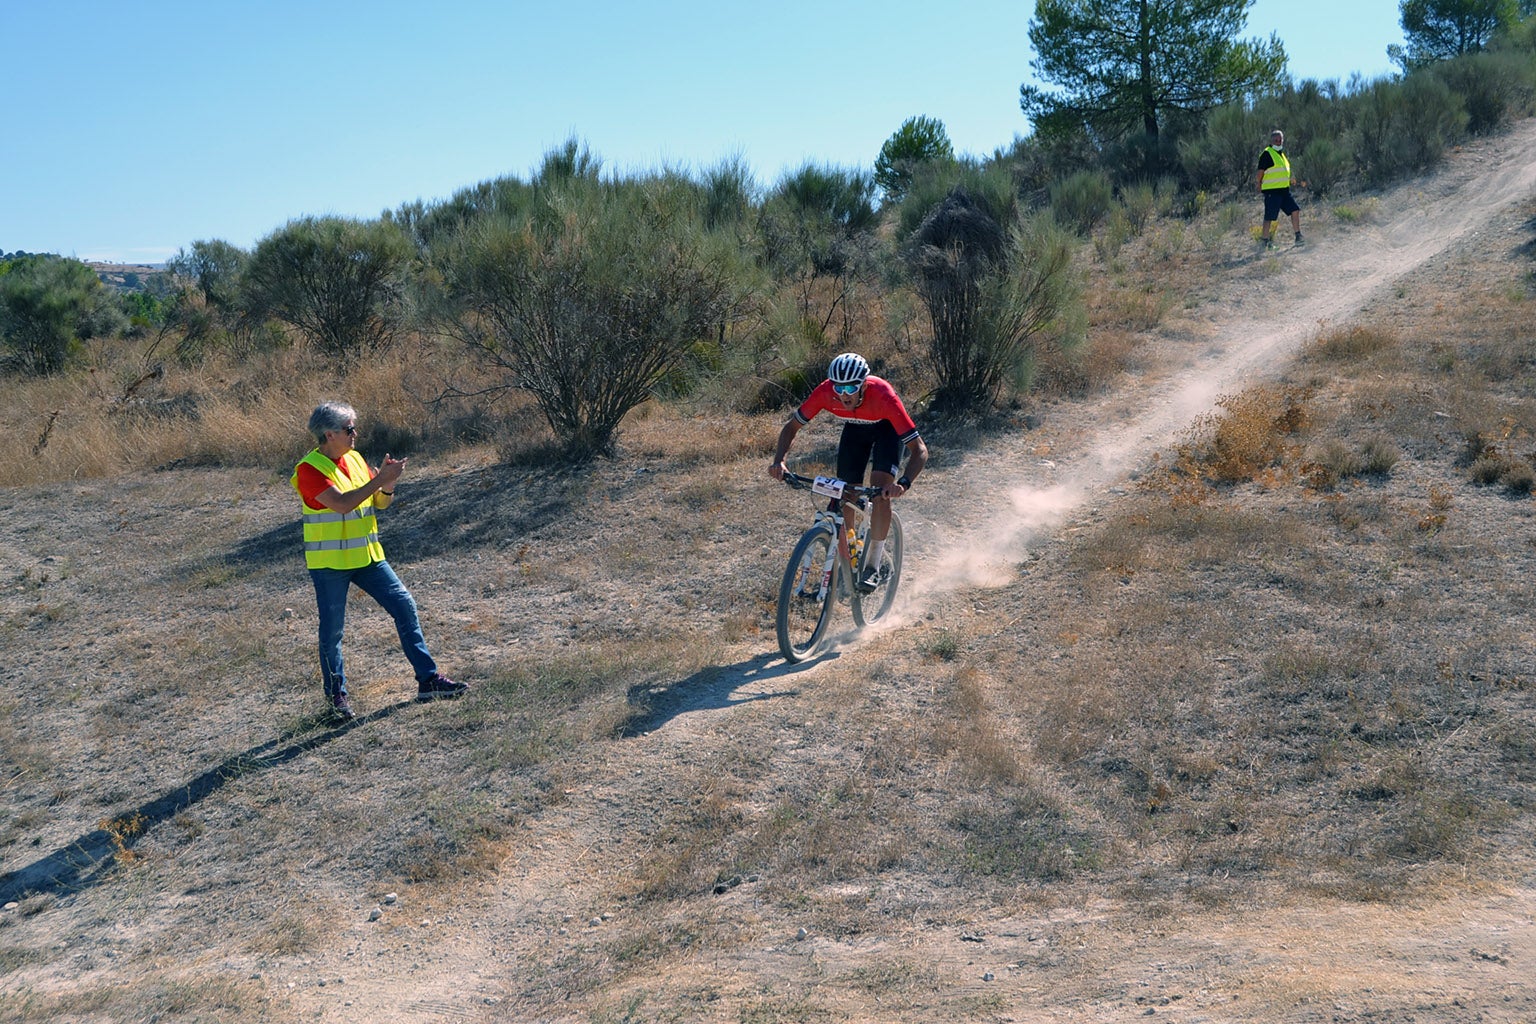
[780,470,887,502]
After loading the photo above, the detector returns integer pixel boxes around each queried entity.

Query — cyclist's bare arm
[769,417,802,480]
[905,435,928,479]
[885,435,928,497]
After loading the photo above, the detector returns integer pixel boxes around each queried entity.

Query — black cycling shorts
[837,421,902,484]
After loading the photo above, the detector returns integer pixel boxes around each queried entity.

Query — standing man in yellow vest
[292,401,466,722]
[1257,129,1305,249]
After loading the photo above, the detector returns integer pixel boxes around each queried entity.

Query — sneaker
[1262,236,1275,250]
[1294,232,1304,245]
[856,563,887,593]
[417,672,468,702]
[327,694,356,722]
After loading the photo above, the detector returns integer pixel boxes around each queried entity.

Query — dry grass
[0,975,275,1022]
[4,177,1536,1024]
[4,331,488,487]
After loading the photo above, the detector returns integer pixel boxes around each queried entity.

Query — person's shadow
[2,644,842,901]
[620,645,843,737]
[0,702,414,903]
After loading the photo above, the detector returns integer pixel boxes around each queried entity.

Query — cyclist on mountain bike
[768,352,927,592]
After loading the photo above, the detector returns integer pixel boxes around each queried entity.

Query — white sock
[868,540,886,570]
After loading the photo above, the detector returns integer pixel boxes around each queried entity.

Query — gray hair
[1270,129,1284,139]
[307,401,356,444]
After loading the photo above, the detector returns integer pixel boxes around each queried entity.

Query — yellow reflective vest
[291,449,386,570]
[1260,146,1292,190]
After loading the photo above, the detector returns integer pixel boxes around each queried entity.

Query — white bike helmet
[827,352,870,386]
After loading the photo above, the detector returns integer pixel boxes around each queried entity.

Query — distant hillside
[86,261,171,292]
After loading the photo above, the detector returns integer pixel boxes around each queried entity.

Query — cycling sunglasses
[831,382,862,395]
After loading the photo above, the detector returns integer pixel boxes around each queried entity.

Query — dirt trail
[907,119,1536,603]
[292,122,1536,1023]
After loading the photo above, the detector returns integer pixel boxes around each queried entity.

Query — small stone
[382,893,398,905]
[982,972,995,982]
[368,907,383,921]
[796,927,808,941]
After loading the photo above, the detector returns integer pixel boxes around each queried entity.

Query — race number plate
[811,475,846,499]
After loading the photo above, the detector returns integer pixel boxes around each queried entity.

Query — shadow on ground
[621,646,850,737]
[0,702,414,903]
[219,462,581,572]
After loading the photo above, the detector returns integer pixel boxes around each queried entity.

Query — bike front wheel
[777,525,839,663]
[851,509,903,628]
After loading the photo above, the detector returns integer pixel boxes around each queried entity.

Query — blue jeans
[310,560,437,700]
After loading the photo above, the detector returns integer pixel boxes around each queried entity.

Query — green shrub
[759,161,881,345]
[700,155,757,232]
[166,239,248,320]
[1120,182,1156,235]
[1348,73,1468,185]
[907,189,1081,415]
[0,255,124,375]
[1095,207,1135,261]
[1431,50,1536,134]
[897,159,1016,240]
[1050,170,1116,235]
[242,217,411,356]
[1299,136,1350,198]
[1178,104,1267,195]
[433,170,750,460]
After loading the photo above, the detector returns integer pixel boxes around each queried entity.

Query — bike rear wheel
[777,525,838,663]
[851,509,902,627]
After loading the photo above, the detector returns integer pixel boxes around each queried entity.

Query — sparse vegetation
[5,43,1536,1024]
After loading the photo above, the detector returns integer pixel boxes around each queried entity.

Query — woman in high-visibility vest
[1257,129,1305,249]
[292,401,466,721]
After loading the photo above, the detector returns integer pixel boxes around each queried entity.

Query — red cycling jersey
[794,376,920,445]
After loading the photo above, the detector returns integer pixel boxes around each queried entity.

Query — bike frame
[776,471,902,662]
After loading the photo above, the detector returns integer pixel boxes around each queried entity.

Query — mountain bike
[775,471,904,663]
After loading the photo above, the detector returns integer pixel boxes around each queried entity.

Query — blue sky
[1,1,1404,265]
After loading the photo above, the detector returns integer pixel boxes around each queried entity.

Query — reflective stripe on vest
[304,536,380,552]
[291,448,386,570]
[1261,147,1291,190]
